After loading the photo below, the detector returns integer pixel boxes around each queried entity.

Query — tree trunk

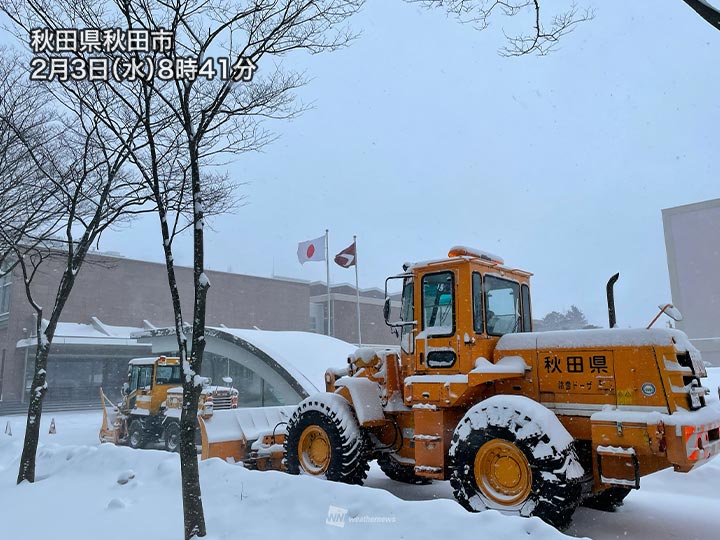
[180,143,209,540]
[179,382,204,538]
[16,267,73,483]
[16,334,49,483]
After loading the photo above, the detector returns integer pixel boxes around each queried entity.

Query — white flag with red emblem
[334,241,356,268]
[297,234,326,264]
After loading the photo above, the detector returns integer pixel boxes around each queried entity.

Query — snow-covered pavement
[1,368,720,540]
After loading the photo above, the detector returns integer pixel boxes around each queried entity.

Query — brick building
[309,282,396,345]
[0,251,397,407]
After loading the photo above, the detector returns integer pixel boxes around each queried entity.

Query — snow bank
[0,411,572,540]
[4,372,720,540]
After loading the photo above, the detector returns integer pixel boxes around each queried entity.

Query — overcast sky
[82,1,718,327]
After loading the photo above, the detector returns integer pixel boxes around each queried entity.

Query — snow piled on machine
[451,395,583,479]
[496,327,698,353]
[0,412,571,540]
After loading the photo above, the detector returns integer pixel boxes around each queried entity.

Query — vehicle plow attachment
[99,388,126,445]
[198,405,295,470]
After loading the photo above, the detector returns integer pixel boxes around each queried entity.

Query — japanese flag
[297,235,326,264]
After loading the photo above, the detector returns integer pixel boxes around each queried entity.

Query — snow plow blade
[198,406,294,470]
[99,388,123,444]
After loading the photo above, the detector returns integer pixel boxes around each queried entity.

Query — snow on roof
[448,245,505,264]
[16,319,146,348]
[213,328,357,394]
[128,357,158,366]
[496,328,698,352]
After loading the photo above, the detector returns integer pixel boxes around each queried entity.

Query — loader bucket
[98,388,121,445]
[199,406,295,466]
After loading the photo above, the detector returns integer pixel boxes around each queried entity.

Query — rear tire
[582,487,631,512]
[378,454,432,485]
[449,397,583,530]
[127,419,147,450]
[164,421,181,453]
[285,393,369,485]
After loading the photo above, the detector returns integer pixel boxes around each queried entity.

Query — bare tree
[108,4,361,538]
[0,51,155,484]
[1,1,362,537]
[0,54,65,273]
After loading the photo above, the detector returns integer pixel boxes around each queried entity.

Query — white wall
[663,199,720,364]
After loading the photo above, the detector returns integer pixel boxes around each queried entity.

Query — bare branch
[406,0,593,55]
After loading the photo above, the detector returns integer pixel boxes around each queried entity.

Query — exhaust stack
[607,273,619,328]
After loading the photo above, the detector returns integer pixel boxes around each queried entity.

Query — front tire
[163,421,181,453]
[127,419,147,450]
[285,393,369,485]
[449,396,583,529]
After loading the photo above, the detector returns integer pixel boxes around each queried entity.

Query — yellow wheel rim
[473,438,532,507]
[298,425,331,475]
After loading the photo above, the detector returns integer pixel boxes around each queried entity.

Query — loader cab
[385,246,533,375]
[126,357,183,414]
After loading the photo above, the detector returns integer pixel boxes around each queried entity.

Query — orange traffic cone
[4,421,10,436]
[49,418,56,435]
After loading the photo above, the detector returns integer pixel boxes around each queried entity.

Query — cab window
[137,366,153,390]
[472,272,484,333]
[421,271,454,336]
[129,366,140,392]
[156,365,182,385]
[521,283,532,332]
[400,278,414,353]
[485,275,521,336]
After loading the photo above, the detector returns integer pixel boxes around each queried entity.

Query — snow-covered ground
[2,369,720,540]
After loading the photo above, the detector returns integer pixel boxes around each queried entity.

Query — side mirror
[663,304,683,322]
[383,298,391,323]
[222,376,233,385]
[121,383,129,396]
[647,303,683,329]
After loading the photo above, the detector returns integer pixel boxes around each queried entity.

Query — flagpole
[325,229,331,337]
[354,235,361,346]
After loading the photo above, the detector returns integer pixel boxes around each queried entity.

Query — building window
[0,349,5,400]
[0,266,11,316]
[309,302,325,334]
